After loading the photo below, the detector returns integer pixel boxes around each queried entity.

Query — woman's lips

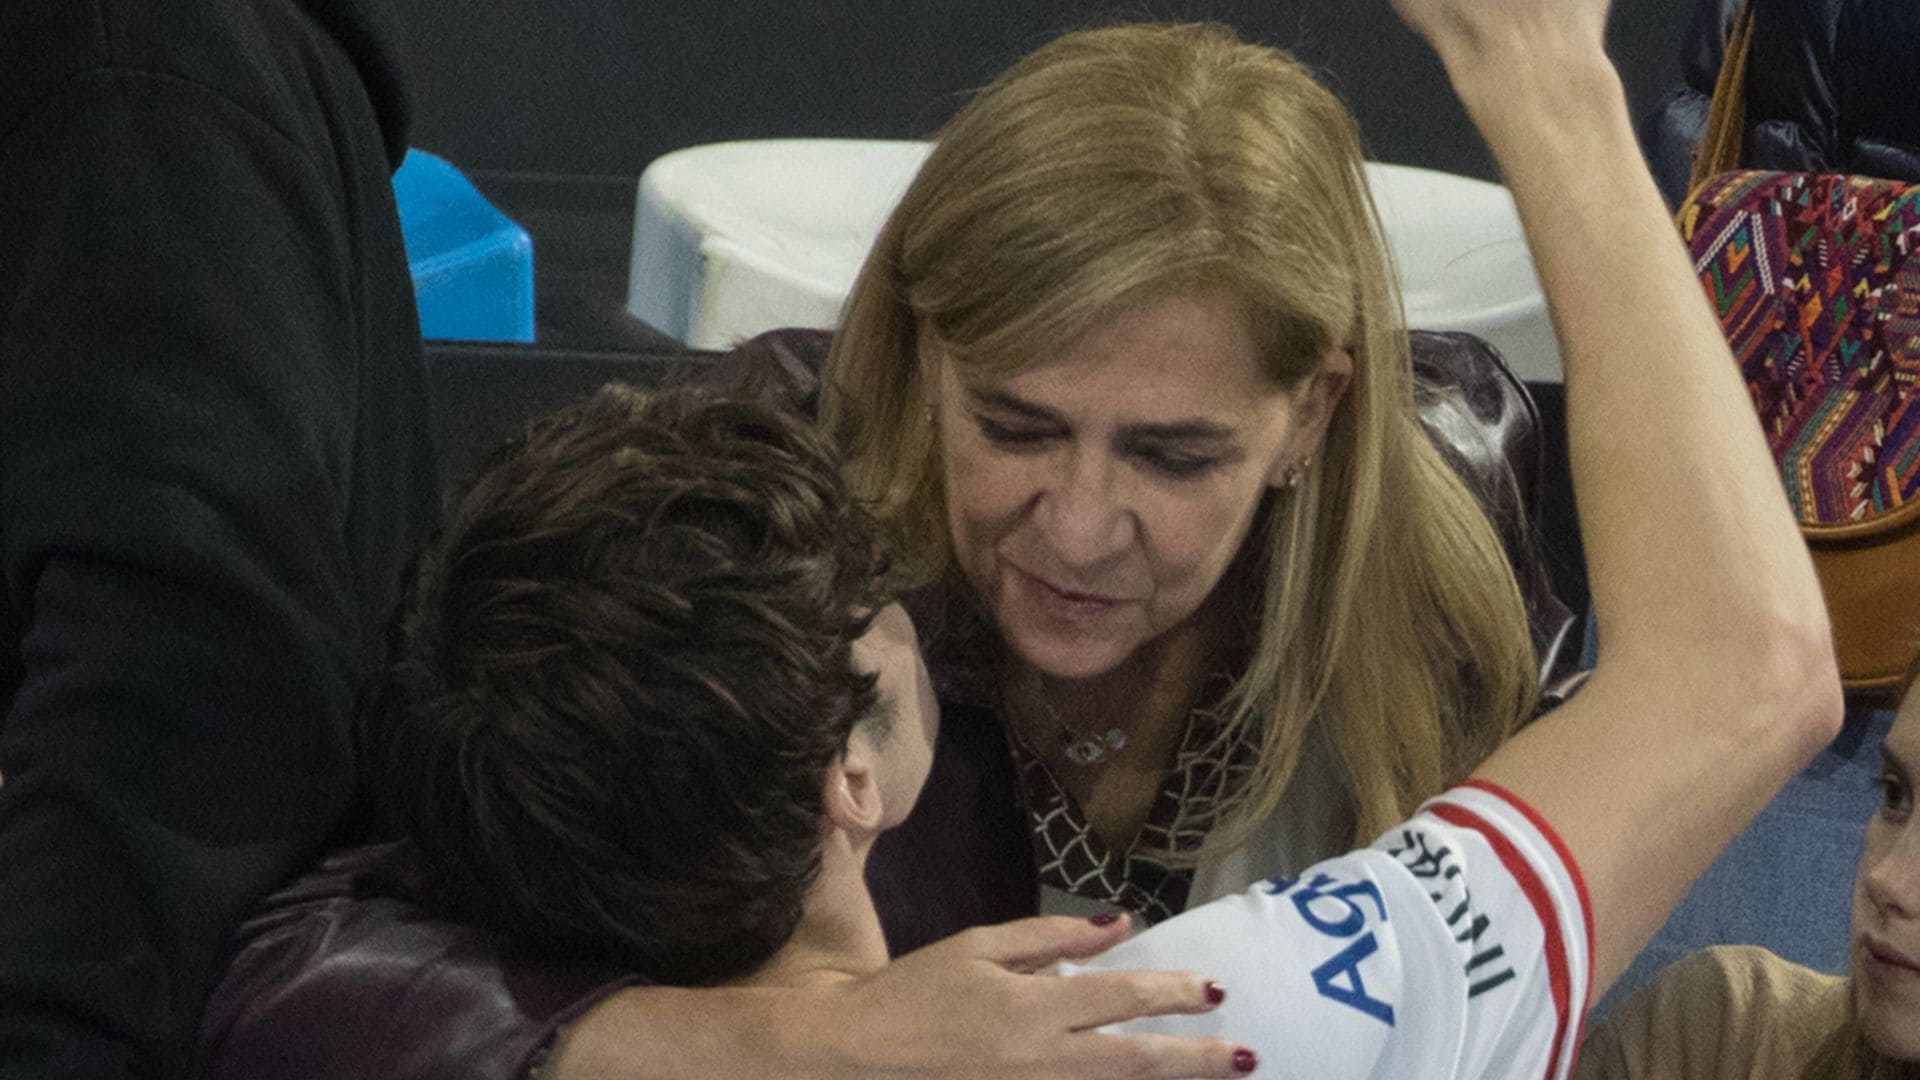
[1012,565,1130,615]
[1861,936,1920,978]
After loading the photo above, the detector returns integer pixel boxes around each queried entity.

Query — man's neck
[737,829,889,987]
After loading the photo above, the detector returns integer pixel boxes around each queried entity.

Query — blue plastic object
[393,149,535,343]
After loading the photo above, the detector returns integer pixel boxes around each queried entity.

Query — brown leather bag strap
[1689,0,1758,194]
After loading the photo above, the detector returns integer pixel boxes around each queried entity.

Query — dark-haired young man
[359,385,923,987]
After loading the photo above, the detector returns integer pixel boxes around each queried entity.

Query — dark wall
[400,0,1692,182]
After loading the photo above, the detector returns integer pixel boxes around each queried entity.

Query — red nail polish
[1233,1048,1257,1074]
[1089,911,1122,927]
[1205,981,1226,1005]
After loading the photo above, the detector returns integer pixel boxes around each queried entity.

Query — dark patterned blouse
[908,577,1259,926]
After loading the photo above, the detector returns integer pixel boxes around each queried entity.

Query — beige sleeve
[1574,950,1738,1080]
[1572,946,1846,1080]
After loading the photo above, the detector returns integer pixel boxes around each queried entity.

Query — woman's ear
[915,328,946,414]
[822,734,886,837]
[1266,348,1353,488]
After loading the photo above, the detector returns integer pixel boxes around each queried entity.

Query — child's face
[1852,688,1920,1060]
[851,603,941,827]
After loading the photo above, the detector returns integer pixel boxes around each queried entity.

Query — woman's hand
[824,915,1250,1079]
[546,915,1253,1079]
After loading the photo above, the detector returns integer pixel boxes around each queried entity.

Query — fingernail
[1089,911,1123,927]
[1233,1048,1257,1074]
[1204,981,1226,1005]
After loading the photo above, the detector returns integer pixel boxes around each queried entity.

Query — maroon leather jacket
[193,328,1574,1080]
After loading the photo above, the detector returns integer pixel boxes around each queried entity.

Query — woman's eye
[1880,769,1912,822]
[1136,448,1222,479]
[975,416,1053,448]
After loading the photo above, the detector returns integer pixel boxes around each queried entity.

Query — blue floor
[1593,703,1894,1015]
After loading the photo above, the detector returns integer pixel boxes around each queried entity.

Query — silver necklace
[1040,694,1128,767]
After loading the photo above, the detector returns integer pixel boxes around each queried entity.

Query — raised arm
[1392,0,1843,995]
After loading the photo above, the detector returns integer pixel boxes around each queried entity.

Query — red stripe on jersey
[1456,778,1596,967]
[1454,779,1596,1062]
[1429,798,1576,1080]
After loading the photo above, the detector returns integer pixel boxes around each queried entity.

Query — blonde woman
[821,21,1539,913]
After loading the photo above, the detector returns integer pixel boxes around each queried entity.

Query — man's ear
[1266,348,1353,487]
[822,735,886,836]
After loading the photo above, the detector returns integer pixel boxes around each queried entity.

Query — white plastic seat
[627,139,1561,380]
[626,139,928,351]
[1366,162,1560,381]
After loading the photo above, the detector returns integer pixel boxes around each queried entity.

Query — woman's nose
[1033,448,1135,567]
[1864,821,1920,920]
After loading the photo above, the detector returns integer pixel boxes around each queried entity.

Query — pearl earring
[1282,457,1312,488]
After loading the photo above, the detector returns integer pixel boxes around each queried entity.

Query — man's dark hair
[358,385,897,985]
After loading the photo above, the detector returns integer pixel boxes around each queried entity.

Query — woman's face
[1852,687,1920,1059]
[930,292,1347,681]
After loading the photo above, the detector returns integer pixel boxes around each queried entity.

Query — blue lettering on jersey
[1264,872,1397,1026]
[1280,872,1389,936]
[1313,930,1397,1025]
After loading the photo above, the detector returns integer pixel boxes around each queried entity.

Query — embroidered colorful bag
[1681,170,1920,696]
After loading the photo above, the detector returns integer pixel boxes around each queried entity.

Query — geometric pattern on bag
[1684,170,1920,527]
[1681,170,1920,695]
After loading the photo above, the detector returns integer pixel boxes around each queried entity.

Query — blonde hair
[820,22,1538,860]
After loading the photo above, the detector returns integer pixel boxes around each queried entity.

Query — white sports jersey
[1063,780,1593,1080]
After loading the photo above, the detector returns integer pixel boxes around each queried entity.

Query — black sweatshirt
[0,0,438,1074]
